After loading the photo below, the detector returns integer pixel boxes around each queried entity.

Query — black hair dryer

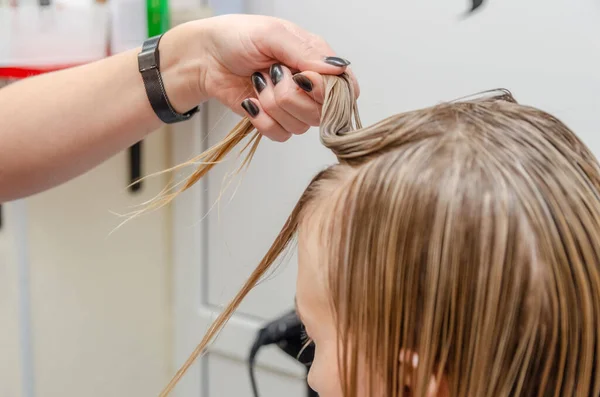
[248,309,317,397]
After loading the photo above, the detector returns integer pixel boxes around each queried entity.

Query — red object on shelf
[0,65,80,80]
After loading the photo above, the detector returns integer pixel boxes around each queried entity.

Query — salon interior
[1,0,599,396]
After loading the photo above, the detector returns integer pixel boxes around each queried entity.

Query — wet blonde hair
[158,75,600,397]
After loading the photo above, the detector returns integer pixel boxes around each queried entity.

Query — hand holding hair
[0,14,358,201]
[184,14,360,142]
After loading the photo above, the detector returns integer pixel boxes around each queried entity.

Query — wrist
[157,22,211,113]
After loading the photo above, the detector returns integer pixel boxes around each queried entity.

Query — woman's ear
[426,374,450,397]
[399,350,450,396]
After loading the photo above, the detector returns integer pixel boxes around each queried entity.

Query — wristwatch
[138,34,199,124]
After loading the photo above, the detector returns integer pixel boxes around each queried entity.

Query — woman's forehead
[298,200,335,269]
[297,212,331,306]
[296,174,349,307]
[298,217,326,281]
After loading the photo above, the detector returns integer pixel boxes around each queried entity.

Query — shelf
[0,65,80,79]
[0,4,109,74]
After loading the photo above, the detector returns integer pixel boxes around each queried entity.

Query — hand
[162,15,360,142]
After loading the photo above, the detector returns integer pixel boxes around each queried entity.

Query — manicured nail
[270,64,284,86]
[241,99,259,118]
[251,72,267,94]
[324,56,351,67]
[292,74,313,92]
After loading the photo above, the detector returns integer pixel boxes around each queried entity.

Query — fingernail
[241,99,259,118]
[324,56,351,67]
[251,72,267,94]
[292,74,313,92]
[270,64,284,86]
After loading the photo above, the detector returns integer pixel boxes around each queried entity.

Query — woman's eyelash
[300,325,312,345]
[297,325,314,365]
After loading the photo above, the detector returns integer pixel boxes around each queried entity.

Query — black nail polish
[252,72,267,94]
[292,74,313,92]
[324,56,351,67]
[270,64,284,85]
[241,99,259,118]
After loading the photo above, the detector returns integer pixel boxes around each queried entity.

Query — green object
[147,0,170,37]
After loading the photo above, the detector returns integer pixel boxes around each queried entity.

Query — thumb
[255,19,351,74]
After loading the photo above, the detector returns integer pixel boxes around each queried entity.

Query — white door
[172,0,600,396]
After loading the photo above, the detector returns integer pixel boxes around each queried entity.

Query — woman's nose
[306,366,319,394]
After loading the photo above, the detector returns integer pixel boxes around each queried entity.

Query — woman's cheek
[307,341,344,397]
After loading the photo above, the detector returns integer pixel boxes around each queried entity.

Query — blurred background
[1,0,599,396]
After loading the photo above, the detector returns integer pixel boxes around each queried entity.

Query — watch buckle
[138,48,160,73]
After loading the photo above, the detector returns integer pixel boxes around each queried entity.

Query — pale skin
[296,209,449,396]
[0,14,359,202]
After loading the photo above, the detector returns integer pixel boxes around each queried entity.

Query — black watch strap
[138,34,199,124]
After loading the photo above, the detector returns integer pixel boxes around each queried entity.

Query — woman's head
[295,86,600,396]
[158,76,600,397]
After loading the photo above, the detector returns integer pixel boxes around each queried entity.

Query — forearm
[0,27,206,202]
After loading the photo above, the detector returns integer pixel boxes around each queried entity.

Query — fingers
[256,18,352,75]
[291,71,327,104]
[266,65,321,127]
[289,68,360,105]
[240,98,292,142]
[253,66,314,132]
[240,63,360,142]
[240,63,322,141]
